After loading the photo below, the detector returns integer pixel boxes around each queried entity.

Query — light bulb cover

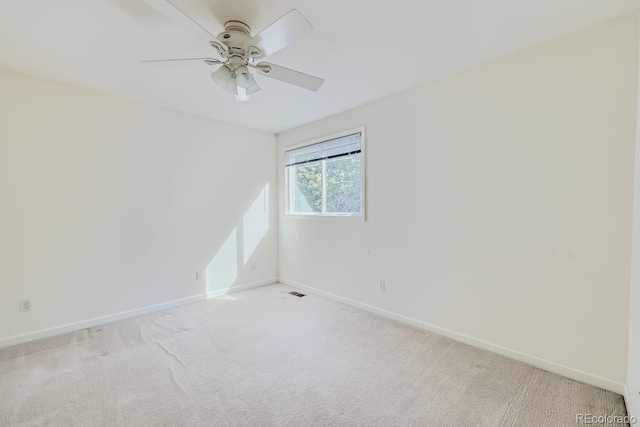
[234,72,260,101]
[211,65,232,88]
[235,65,255,89]
[245,79,261,95]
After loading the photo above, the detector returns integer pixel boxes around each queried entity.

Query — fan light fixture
[211,64,260,102]
[210,65,232,88]
[235,66,254,89]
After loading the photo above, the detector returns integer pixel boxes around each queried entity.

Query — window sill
[283,213,365,220]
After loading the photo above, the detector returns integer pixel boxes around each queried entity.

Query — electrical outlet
[20,298,32,312]
[251,262,256,270]
[195,270,203,280]
[378,281,385,292]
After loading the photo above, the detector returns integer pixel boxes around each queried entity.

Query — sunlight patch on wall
[243,184,269,264]
[206,228,237,295]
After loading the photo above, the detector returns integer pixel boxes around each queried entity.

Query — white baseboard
[206,278,278,299]
[279,278,626,395]
[0,278,280,350]
[624,384,638,421]
[0,293,207,349]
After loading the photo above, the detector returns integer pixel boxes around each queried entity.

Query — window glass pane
[293,162,323,213]
[325,153,361,214]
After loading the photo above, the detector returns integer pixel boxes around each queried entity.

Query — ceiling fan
[141,0,325,101]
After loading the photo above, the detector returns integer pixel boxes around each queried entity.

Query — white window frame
[284,127,366,219]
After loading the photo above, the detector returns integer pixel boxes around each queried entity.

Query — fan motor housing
[218,21,251,54]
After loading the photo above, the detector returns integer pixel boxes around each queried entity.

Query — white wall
[627,18,640,417]
[278,13,639,391]
[0,68,278,343]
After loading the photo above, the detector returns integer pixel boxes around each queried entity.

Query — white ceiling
[0,0,638,133]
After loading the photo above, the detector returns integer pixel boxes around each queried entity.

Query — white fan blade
[244,10,313,59]
[142,58,221,68]
[141,0,220,46]
[256,62,324,91]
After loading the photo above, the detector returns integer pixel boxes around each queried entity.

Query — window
[285,129,364,217]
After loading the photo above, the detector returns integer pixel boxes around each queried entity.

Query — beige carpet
[0,284,629,426]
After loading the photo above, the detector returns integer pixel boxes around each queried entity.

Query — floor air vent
[289,291,306,297]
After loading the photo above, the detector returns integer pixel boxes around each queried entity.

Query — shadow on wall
[205,183,270,297]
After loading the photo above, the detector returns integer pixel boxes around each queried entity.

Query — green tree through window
[326,155,361,213]
[285,131,363,216]
[294,162,322,213]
